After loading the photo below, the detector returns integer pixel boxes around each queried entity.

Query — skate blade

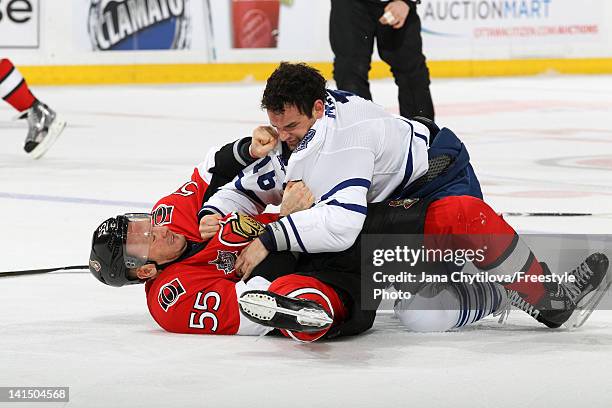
[239,293,333,327]
[564,280,612,329]
[29,116,67,160]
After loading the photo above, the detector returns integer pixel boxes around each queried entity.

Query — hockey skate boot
[239,290,333,333]
[19,100,66,159]
[507,253,609,329]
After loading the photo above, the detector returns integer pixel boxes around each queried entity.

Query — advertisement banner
[207,0,331,62]
[77,0,210,52]
[419,0,605,56]
[231,0,280,48]
[0,0,39,48]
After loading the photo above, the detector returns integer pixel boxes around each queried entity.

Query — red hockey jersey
[150,164,210,242]
[144,161,277,335]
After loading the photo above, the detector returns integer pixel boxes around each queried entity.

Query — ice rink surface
[1,74,612,407]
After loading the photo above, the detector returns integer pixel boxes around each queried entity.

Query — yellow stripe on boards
[18,58,612,86]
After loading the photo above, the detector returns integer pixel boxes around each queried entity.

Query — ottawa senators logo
[218,213,266,246]
[152,204,174,226]
[209,250,239,275]
[158,278,186,312]
[388,198,419,210]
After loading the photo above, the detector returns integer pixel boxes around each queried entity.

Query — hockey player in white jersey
[201,65,430,253]
[201,62,480,270]
[200,62,608,338]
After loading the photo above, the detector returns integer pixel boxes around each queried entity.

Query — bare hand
[379,0,410,29]
[235,238,269,281]
[250,126,279,158]
[280,181,314,216]
[199,214,222,241]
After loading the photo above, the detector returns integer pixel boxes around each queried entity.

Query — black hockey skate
[508,253,609,329]
[238,290,333,333]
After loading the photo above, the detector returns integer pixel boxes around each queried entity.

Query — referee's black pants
[330,0,434,120]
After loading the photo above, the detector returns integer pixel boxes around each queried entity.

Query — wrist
[259,228,277,252]
[248,142,257,159]
[237,137,257,163]
[261,222,289,252]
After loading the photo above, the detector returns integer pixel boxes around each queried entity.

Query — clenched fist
[280,181,314,216]
[250,126,279,158]
[199,214,222,241]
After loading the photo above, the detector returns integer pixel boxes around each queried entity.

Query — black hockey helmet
[89,213,153,287]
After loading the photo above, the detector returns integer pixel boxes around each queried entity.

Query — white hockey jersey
[202,90,430,253]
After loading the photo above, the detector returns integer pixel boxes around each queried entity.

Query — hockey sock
[0,59,36,112]
[394,282,504,331]
[268,274,347,342]
[452,281,506,328]
[484,248,547,305]
[424,196,547,305]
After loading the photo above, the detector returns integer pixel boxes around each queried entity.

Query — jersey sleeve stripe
[415,132,428,144]
[320,178,371,201]
[263,221,290,251]
[286,215,308,253]
[0,65,22,98]
[199,205,224,217]
[234,170,266,208]
[1,78,24,101]
[390,131,415,199]
[398,116,429,144]
[265,226,278,250]
[326,200,368,215]
[253,155,272,172]
[232,138,249,166]
[278,219,291,248]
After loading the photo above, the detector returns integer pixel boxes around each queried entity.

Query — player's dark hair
[261,62,327,117]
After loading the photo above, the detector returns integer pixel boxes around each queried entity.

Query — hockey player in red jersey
[90,204,346,338]
[0,58,66,159]
[89,136,348,340]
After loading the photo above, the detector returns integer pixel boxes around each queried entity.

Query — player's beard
[286,138,300,150]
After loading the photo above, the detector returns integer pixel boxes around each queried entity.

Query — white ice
[1,75,612,408]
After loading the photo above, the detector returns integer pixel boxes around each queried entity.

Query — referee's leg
[330,0,377,99]
[377,7,435,120]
